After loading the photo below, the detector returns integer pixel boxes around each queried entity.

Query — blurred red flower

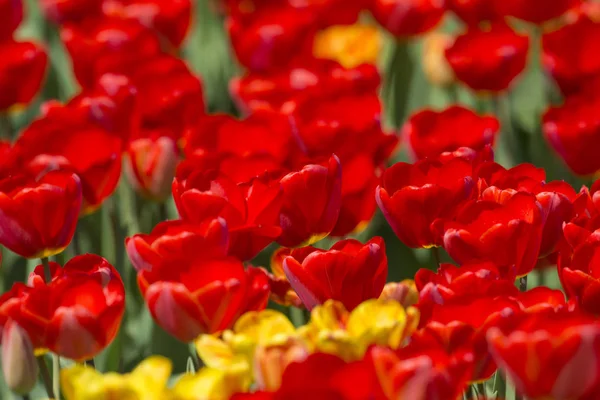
[102,0,192,47]
[61,18,161,88]
[447,0,498,26]
[40,0,102,24]
[445,22,529,92]
[543,91,600,176]
[403,106,500,160]
[370,0,446,37]
[282,237,388,311]
[488,308,600,400]
[14,105,123,213]
[542,15,600,95]
[376,154,476,249]
[0,0,23,41]
[0,171,82,259]
[443,192,545,277]
[495,0,580,24]
[0,40,47,111]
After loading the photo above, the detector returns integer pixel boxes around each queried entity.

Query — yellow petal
[313,23,383,68]
[232,310,296,343]
[309,300,349,331]
[171,367,249,400]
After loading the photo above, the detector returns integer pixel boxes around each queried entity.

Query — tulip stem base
[41,258,51,284]
[52,355,60,400]
[519,276,527,292]
[36,356,54,399]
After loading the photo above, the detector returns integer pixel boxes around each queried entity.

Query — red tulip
[543,91,600,176]
[173,166,283,261]
[487,308,600,400]
[14,105,122,213]
[0,0,23,41]
[61,18,162,89]
[0,40,47,111]
[447,0,498,26]
[266,247,305,307]
[227,8,316,72]
[230,60,380,114]
[125,218,229,273]
[131,55,205,137]
[283,237,387,310]
[376,155,476,249]
[124,131,180,201]
[40,0,102,24]
[443,192,545,277]
[369,345,472,400]
[102,0,192,47]
[495,0,580,24]
[138,255,269,342]
[542,15,600,95]
[370,0,446,37]
[403,106,500,160]
[0,171,82,259]
[477,162,577,256]
[445,22,529,92]
[277,155,342,247]
[0,140,18,177]
[68,73,140,144]
[18,255,124,361]
[0,284,30,345]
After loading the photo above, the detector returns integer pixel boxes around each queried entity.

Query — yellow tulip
[301,299,420,361]
[313,23,383,68]
[61,356,172,400]
[170,367,250,400]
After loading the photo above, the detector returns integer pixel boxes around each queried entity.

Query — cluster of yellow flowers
[61,281,419,400]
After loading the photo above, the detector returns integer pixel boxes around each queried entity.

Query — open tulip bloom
[2,1,600,399]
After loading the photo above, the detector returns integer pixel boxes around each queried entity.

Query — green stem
[289,307,306,328]
[0,113,14,141]
[158,202,168,222]
[36,356,55,399]
[53,355,60,400]
[41,257,51,283]
[431,247,441,268]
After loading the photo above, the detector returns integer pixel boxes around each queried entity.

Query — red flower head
[277,155,342,248]
[495,0,580,24]
[124,131,180,202]
[14,106,122,214]
[40,0,102,24]
[227,7,317,73]
[68,73,140,144]
[19,254,124,361]
[0,40,48,111]
[173,165,283,261]
[132,55,205,138]
[403,106,500,160]
[369,345,472,400]
[370,0,446,37]
[0,171,82,259]
[543,91,600,176]
[0,0,23,41]
[447,0,499,26]
[102,0,192,47]
[126,218,229,273]
[443,192,545,277]
[376,154,476,249]
[477,162,577,257]
[282,237,387,311]
[445,22,529,92]
[266,247,305,308]
[61,18,162,89]
[230,60,380,114]
[138,256,269,342]
[558,218,600,315]
[0,284,30,345]
[542,15,600,96]
[487,309,600,400]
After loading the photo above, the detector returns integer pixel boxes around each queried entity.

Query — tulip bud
[422,32,456,87]
[379,280,419,308]
[253,337,308,391]
[1,320,38,395]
